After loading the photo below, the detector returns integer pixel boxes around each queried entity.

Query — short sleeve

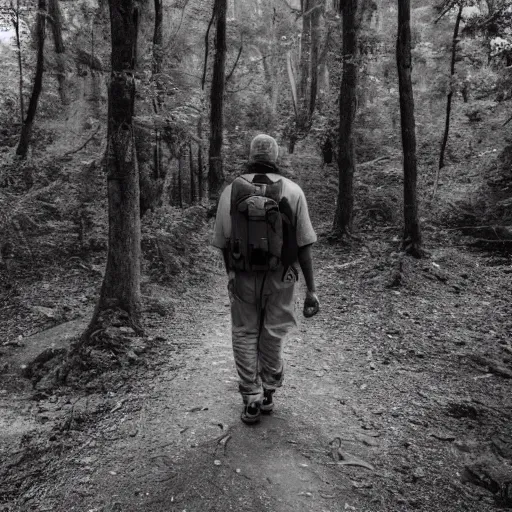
[211,186,231,249]
[295,191,317,247]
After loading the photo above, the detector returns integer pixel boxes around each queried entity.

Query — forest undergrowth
[1,145,512,511]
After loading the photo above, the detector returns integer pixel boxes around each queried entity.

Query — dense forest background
[0,1,512,511]
[0,0,511,262]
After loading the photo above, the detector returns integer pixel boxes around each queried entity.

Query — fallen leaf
[31,306,57,318]
[430,431,456,441]
[412,467,426,481]
[110,401,124,413]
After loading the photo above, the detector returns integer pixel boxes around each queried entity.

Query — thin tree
[9,0,24,123]
[189,141,196,204]
[48,0,67,104]
[309,0,321,118]
[287,0,323,152]
[296,0,313,131]
[208,0,227,200]
[152,0,163,179]
[435,1,464,194]
[397,0,422,257]
[332,0,360,238]
[16,0,47,159]
[82,0,143,337]
[178,153,184,209]
[197,117,204,200]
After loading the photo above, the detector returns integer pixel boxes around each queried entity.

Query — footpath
[1,155,511,511]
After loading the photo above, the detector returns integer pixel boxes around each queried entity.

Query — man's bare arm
[298,244,319,318]
[298,244,316,292]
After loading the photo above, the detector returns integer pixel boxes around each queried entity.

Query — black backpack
[228,175,284,272]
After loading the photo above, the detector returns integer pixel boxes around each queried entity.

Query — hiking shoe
[241,402,261,425]
[261,390,275,414]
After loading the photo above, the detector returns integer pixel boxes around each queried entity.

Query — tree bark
[178,154,183,208]
[12,2,24,124]
[208,0,227,200]
[289,0,322,150]
[268,6,280,118]
[84,0,142,335]
[152,0,163,180]
[297,0,312,119]
[16,0,47,159]
[189,141,196,204]
[309,0,321,118]
[438,3,463,172]
[286,50,299,118]
[397,0,422,257]
[332,0,359,237]
[197,117,204,200]
[48,0,67,104]
[152,0,163,76]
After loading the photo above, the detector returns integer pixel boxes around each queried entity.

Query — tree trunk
[152,0,163,180]
[208,0,227,200]
[189,141,196,204]
[332,0,359,237]
[298,0,312,102]
[12,2,24,124]
[153,0,163,77]
[178,154,183,208]
[286,50,299,118]
[48,0,67,105]
[269,5,280,118]
[84,0,142,336]
[16,0,47,159]
[397,0,422,257]
[438,4,463,172]
[297,0,312,132]
[309,0,321,118]
[197,118,204,200]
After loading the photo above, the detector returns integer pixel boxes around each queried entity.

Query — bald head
[249,134,279,165]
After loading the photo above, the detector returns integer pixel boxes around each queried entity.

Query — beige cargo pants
[228,268,297,405]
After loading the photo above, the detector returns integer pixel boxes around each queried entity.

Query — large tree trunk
[332,0,359,237]
[397,0,422,257]
[48,0,67,105]
[437,4,463,176]
[208,0,227,200]
[84,0,142,336]
[16,0,47,159]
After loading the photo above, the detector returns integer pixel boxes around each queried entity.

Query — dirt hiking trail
[1,153,512,512]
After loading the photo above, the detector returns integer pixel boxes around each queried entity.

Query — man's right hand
[303,290,319,318]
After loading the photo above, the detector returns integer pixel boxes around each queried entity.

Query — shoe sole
[241,413,261,424]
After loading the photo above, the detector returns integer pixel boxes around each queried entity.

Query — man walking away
[212,134,320,424]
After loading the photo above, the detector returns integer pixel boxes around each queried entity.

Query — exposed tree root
[23,307,148,391]
[402,239,425,259]
[327,229,375,259]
